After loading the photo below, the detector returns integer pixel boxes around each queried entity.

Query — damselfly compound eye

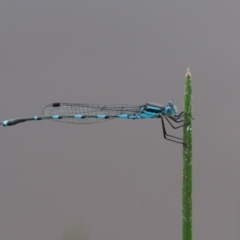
[164,106,173,115]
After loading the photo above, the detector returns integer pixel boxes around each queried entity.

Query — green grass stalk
[182,68,193,240]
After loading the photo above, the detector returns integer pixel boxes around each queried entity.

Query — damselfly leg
[161,117,184,145]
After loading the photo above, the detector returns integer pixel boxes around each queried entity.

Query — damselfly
[0,101,185,144]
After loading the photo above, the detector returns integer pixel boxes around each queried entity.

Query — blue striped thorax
[141,101,177,118]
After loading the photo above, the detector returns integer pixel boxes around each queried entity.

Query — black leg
[174,111,184,118]
[168,116,184,123]
[173,112,194,121]
[161,117,184,144]
[165,117,187,129]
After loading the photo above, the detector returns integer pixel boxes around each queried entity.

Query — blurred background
[0,1,240,240]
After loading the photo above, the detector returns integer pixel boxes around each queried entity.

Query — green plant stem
[183,68,193,240]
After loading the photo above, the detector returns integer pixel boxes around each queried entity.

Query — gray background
[0,1,239,240]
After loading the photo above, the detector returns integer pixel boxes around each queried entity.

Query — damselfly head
[164,101,178,115]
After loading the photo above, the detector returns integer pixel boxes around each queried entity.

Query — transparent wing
[43,103,141,124]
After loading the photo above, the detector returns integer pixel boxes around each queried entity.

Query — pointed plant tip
[185,68,192,78]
